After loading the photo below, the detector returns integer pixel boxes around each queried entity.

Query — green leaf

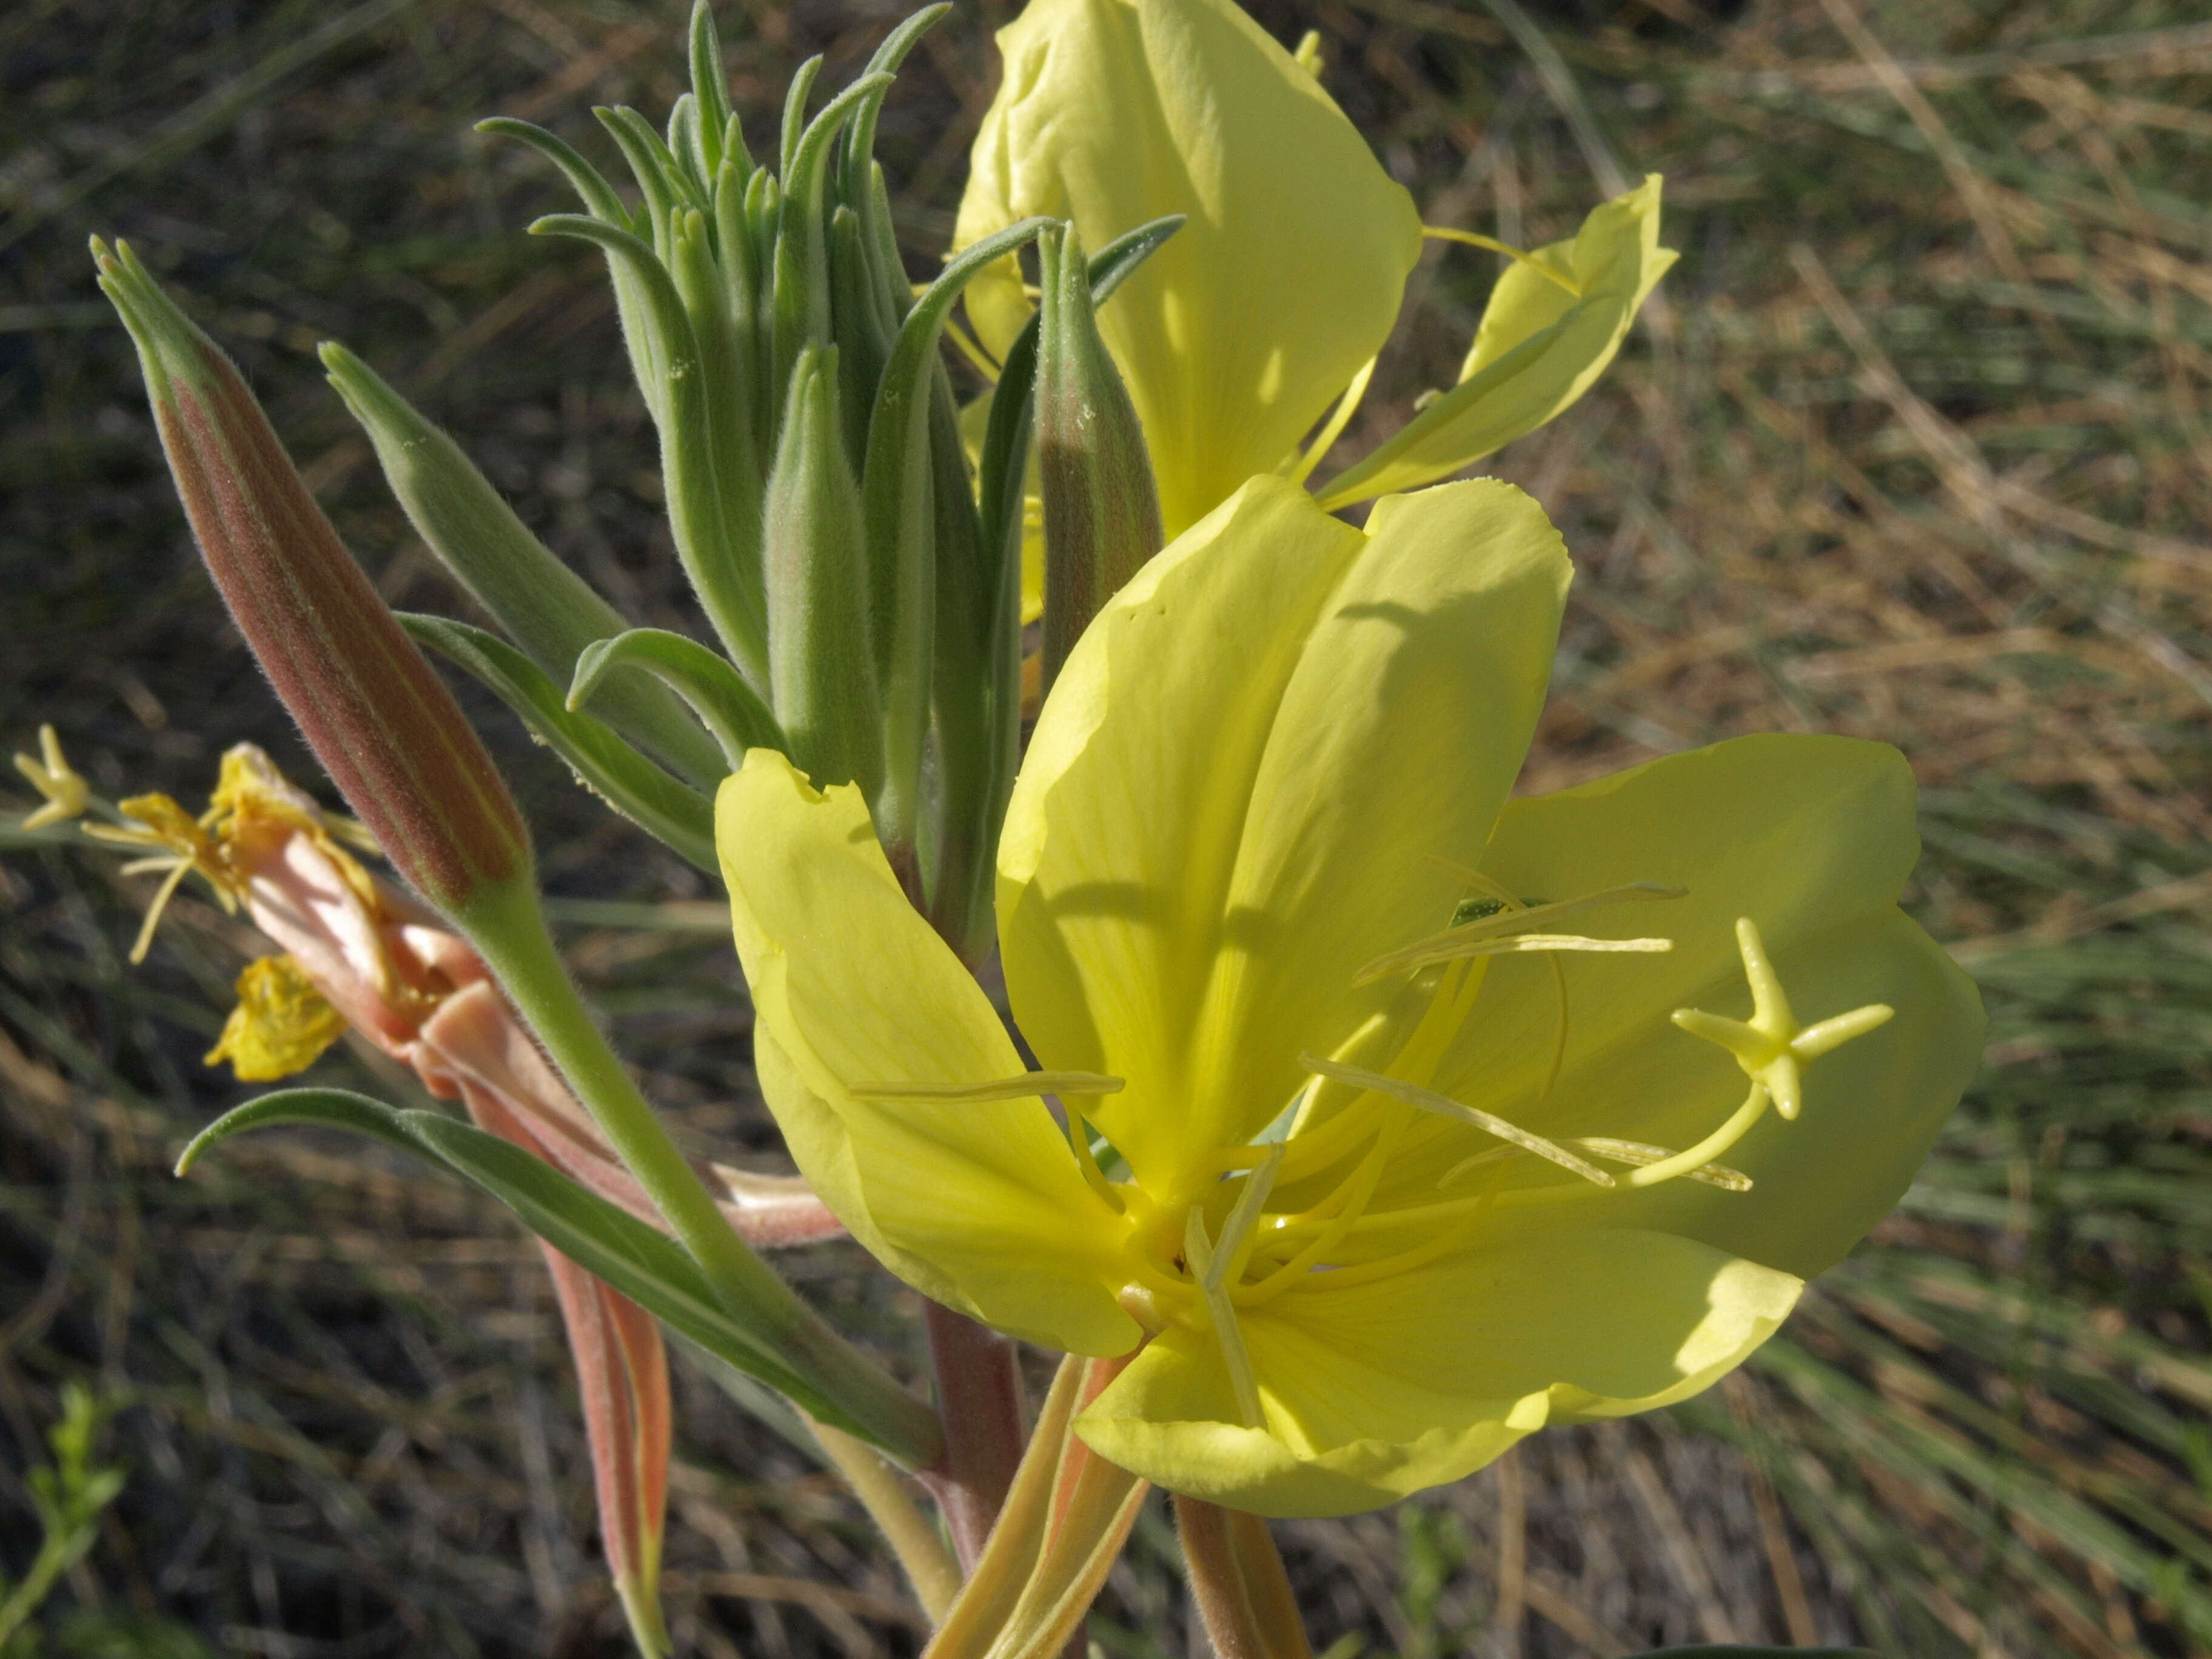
[321,342,726,789]
[1618,1651,1875,1658]
[770,72,894,400]
[569,627,784,769]
[400,613,717,873]
[174,1089,905,1450]
[531,212,767,686]
[856,215,1052,854]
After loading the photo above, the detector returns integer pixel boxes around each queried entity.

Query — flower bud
[92,239,529,913]
[763,343,885,798]
[1035,226,1163,688]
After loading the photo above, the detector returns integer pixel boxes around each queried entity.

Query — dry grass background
[3,0,2211,1654]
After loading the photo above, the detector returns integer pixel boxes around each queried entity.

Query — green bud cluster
[315,1,1176,957]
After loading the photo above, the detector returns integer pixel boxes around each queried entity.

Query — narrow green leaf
[478,117,666,403]
[401,613,717,872]
[856,215,1051,862]
[771,73,894,406]
[530,212,767,688]
[595,104,692,256]
[175,1089,913,1452]
[689,0,736,179]
[475,116,628,224]
[779,55,823,179]
[840,4,950,203]
[569,627,784,769]
[321,341,726,789]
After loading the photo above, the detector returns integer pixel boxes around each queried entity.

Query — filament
[1301,1054,1614,1187]
[1423,225,1583,298]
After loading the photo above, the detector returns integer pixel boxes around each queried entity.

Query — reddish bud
[93,238,528,911]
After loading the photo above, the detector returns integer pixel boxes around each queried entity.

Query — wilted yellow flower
[953,0,1675,540]
[718,476,1983,1517]
[206,954,349,1081]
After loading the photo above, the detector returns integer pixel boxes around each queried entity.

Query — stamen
[1300,1054,1615,1187]
[128,859,196,965]
[1356,883,1684,984]
[1184,1206,1264,1428]
[1573,1137,1752,1191]
[1282,357,1377,488]
[1423,226,1584,298]
[1292,1158,1513,1292]
[847,1070,1125,1104]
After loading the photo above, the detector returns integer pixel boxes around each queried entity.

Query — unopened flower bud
[93,239,529,913]
[1035,225,1163,688]
[763,343,885,798]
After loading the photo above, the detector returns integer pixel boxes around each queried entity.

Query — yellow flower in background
[953,0,1677,545]
[719,475,1985,1517]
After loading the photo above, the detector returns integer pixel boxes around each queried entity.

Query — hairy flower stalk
[719,474,1987,1517]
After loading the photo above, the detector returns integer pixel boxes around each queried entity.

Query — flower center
[1116,888,1894,1428]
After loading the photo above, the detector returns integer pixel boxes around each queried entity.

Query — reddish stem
[919,1299,1028,1571]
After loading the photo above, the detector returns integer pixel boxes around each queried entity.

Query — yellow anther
[847,1070,1125,1104]
[1293,28,1325,77]
[1356,881,1681,984]
[12,726,90,830]
[1671,917,1892,1122]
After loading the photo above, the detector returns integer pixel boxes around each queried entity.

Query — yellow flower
[953,0,1675,541]
[717,475,1983,1517]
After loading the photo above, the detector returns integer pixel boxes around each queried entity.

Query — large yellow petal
[1076,1229,1799,1516]
[717,749,1137,1355]
[1364,735,1981,1278]
[998,478,1568,1192]
[1317,178,1677,509]
[954,0,1423,535]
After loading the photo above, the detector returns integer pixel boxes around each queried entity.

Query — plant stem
[455,875,941,1467]
[809,1416,963,1622]
[1177,1497,1312,1659]
[919,1299,1028,1570]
